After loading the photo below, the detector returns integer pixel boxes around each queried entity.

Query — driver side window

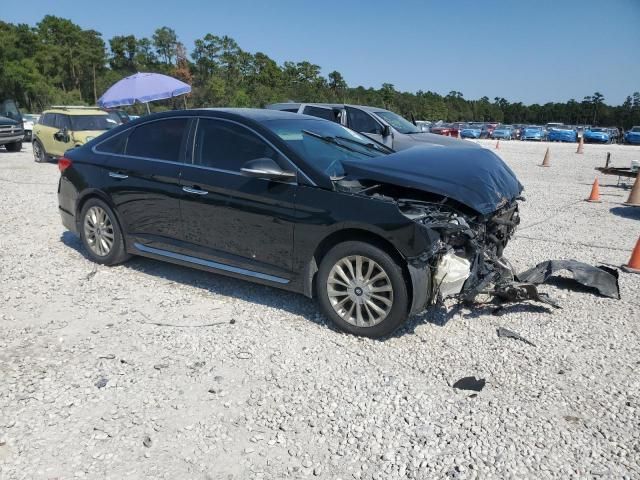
[195,118,280,172]
[346,107,382,135]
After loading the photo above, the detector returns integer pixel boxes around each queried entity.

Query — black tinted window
[95,132,128,154]
[303,106,338,122]
[126,118,189,161]
[346,108,381,134]
[194,119,278,171]
[54,114,71,130]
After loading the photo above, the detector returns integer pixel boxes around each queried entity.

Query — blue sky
[3,0,639,105]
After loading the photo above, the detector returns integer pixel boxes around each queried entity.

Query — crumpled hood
[341,146,523,215]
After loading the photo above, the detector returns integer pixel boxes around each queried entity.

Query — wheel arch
[75,190,127,244]
[304,228,413,309]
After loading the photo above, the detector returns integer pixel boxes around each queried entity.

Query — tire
[79,198,130,266]
[316,241,410,338]
[5,141,22,152]
[33,140,47,163]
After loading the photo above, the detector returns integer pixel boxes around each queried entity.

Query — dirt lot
[1,139,639,480]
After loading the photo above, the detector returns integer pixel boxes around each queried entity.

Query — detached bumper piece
[461,259,620,308]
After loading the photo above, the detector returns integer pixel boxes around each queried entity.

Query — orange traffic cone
[622,237,640,274]
[576,137,584,154]
[585,178,602,202]
[495,139,500,149]
[623,172,640,207]
[540,147,551,167]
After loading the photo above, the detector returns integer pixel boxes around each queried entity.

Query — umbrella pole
[183,96,187,109]
[146,103,150,115]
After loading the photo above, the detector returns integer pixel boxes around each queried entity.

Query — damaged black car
[58,109,523,337]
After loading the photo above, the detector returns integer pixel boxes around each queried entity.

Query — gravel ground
[1,140,639,480]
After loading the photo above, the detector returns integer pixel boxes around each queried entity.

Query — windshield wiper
[334,135,393,154]
[301,130,375,157]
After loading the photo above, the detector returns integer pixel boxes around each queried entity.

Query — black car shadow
[62,231,332,330]
[62,232,539,339]
[610,206,640,220]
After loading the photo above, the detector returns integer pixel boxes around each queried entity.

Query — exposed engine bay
[337,178,620,308]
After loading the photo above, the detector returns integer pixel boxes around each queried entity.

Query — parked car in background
[0,98,24,152]
[266,103,474,150]
[460,124,482,139]
[607,127,621,144]
[429,123,459,137]
[491,125,515,140]
[482,122,499,138]
[57,108,522,338]
[22,114,40,142]
[33,106,114,162]
[520,126,545,141]
[624,126,640,145]
[583,127,612,144]
[547,125,577,142]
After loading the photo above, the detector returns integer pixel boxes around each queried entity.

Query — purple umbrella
[97,72,191,111]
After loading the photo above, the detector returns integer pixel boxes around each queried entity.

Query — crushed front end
[398,198,523,308]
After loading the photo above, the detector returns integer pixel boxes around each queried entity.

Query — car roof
[196,107,308,122]
[267,102,395,114]
[44,107,107,116]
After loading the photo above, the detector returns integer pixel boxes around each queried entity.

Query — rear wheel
[5,141,22,152]
[316,241,410,338]
[33,140,47,162]
[79,198,130,265]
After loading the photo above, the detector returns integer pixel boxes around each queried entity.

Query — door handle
[108,171,129,179]
[182,186,208,195]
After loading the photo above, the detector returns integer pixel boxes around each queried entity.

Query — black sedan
[58,109,522,337]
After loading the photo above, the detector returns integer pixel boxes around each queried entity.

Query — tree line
[1,15,639,128]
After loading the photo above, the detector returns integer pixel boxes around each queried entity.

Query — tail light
[58,157,72,173]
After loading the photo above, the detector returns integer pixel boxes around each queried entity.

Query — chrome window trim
[134,242,290,284]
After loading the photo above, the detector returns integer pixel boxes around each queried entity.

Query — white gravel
[1,140,639,479]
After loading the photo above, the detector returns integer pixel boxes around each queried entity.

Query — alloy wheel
[33,142,43,162]
[326,255,394,327]
[83,206,115,256]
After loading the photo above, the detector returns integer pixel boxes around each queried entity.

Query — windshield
[69,115,113,131]
[373,111,420,134]
[0,100,22,121]
[23,114,39,122]
[631,127,640,132]
[265,118,388,178]
[590,128,607,132]
[498,125,513,130]
[526,126,542,131]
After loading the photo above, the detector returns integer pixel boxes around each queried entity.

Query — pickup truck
[0,99,24,152]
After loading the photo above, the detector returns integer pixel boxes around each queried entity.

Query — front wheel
[5,141,22,152]
[79,198,130,265]
[33,140,47,162]
[316,241,410,338]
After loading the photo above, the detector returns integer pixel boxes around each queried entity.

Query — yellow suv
[33,106,114,162]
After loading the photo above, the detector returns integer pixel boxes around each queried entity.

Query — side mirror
[381,124,392,137]
[241,158,296,180]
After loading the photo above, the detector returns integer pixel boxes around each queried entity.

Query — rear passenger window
[95,132,128,154]
[303,106,338,122]
[126,118,189,161]
[194,119,279,171]
[346,107,382,134]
